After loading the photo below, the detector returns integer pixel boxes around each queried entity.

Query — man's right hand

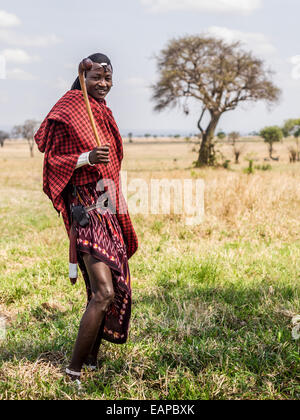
[89,144,110,166]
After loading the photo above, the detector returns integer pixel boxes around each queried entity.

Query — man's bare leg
[84,317,106,367]
[67,255,114,374]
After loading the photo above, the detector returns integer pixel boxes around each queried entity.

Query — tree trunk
[197,113,221,166]
[235,151,240,164]
[29,141,34,158]
[269,142,273,159]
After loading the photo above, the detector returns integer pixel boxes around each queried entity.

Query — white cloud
[1,49,39,64]
[64,62,77,70]
[0,92,9,104]
[0,30,61,47]
[207,26,277,56]
[124,77,150,94]
[289,55,300,80]
[141,0,262,14]
[7,68,35,80]
[0,10,20,27]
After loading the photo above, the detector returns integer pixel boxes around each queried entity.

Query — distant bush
[288,147,297,163]
[223,159,231,169]
[260,126,283,160]
[244,160,254,174]
[254,164,272,171]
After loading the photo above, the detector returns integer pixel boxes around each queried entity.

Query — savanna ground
[0,138,299,400]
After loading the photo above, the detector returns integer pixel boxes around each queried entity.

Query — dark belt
[70,185,109,228]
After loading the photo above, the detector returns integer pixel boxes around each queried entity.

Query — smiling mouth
[96,89,107,95]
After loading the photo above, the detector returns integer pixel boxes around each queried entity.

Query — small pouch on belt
[71,205,90,228]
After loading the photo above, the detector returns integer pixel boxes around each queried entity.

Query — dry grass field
[0,138,299,400]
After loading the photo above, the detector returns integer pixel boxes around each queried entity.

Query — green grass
[0,144,299,400]
[0,223,299,399]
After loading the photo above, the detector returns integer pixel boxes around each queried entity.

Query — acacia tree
[152,35,281,166]
[282,118,300,138]
[12,120,39,157]
[0,130,9,148]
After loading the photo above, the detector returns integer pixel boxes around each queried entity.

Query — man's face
[85,63,113,100]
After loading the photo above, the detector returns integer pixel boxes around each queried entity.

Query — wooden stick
[78,58,102,147]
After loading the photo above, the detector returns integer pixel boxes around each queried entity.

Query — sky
[0,0,299,135]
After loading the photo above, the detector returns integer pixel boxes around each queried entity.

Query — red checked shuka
[35,89,138,344]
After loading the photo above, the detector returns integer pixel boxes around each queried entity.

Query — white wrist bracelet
[75,151,95,169]
[87,151,95,166]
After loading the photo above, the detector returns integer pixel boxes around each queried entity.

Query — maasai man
[35,53,138,383]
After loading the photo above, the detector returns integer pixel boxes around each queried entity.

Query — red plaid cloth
[34,89,138,259]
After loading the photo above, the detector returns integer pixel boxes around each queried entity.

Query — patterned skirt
[68,182,132,344]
